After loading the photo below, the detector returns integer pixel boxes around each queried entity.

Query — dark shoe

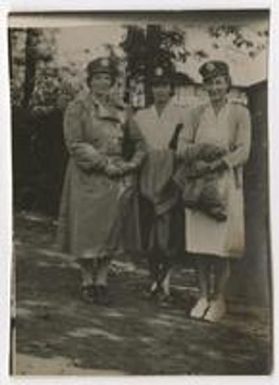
[143,282,160,301]
[158,292,174,307]
[80,284,94,304]
[95,285,110,305]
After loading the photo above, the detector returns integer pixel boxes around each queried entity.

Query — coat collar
[145,97,174,120]
[83,92,123,122]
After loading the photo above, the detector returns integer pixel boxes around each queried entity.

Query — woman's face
[152,82,172,105]
[204,75,229,103]
[89,72,112,95]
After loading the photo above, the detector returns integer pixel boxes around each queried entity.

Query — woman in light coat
[57,57,146,304]
[177,60,251,321]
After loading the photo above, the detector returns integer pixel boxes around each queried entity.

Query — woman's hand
[118,161,138,174]
[104,160,134,177]
[71,143,107,170]
[208,158,228,173]
[191,160,211,177]
[197,143,227,161]
[105,163,125,178]
[190,158,228,178]
[72,143,98,160]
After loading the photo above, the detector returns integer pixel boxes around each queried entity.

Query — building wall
[130,82,248,109]
[173,83,248,107]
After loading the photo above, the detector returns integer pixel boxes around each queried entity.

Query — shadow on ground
[13,212,272,375]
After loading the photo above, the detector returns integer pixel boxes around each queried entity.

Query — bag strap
[168,123,184,150]
[191,103,208,143]
[168,104,208,150]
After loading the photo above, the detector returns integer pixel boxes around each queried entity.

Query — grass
[13,211,272,375]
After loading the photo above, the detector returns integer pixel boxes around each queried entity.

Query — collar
[151,97,174,117]
[85,92,123,122]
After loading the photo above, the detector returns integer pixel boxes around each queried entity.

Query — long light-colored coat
[177,100,251,258]
[57,93,146,260]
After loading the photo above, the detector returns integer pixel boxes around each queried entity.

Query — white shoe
[204,298,226,322]
[190,297,209,319]
[150,281,158,293]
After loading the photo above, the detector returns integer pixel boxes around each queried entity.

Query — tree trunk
[22,29,37,109]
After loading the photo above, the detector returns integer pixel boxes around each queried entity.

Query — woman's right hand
[105,163,123,178]
[70,143,108,171]
[106,160,138,178]
[189,158,227,178]
[190,160,211,177]
[72,143,97,160]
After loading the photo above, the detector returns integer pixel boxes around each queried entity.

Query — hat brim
[91,69,114,75]
[151,76,173,85]
[202,70,229,82]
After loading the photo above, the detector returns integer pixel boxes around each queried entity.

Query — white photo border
[1,1,278,385]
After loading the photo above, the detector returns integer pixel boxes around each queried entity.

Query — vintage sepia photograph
[9,10,272,375]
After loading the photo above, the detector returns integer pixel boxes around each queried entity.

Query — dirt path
[13,212,272,375]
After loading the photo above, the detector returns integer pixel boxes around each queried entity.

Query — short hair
[86,58,117,88]
[204,73,232,93]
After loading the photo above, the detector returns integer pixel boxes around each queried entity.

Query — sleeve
[222,105,251,168]
[124,116,147,168]
[63,100,108,171]
[176,106,204,162]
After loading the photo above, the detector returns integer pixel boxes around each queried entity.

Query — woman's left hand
[208,158,228,173]
[192,160,211,177]
[116,161,137,175]
[199,143,227,161]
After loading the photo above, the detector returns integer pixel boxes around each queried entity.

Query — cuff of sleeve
[127,161,139,172]
[98,156,109,170]
[130,154,145,169]
[222,155,233,170]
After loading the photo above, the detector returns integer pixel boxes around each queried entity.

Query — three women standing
[57,57,146,304]
[57,55,251,323]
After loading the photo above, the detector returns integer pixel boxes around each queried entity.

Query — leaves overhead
[120,24,187,80]
[208,24,269,58]
[9,22,269,110]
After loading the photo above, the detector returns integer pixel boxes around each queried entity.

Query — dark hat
[150,63,175,84]
[199,60,230,81]
[87,57,118,79]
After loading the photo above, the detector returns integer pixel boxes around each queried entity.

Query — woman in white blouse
[135,62,187,301]
[177,60,251,322]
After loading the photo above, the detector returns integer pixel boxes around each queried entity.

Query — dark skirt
[139,195,185,263]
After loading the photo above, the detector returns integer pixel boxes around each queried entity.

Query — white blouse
[134,99,188,151]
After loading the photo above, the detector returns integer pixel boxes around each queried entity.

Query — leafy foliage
[10,28,79,111]
[208,24,269,58]
[120,25,189,105]
[9,23,268,111]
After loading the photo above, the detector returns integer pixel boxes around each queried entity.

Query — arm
[223,106,251,168]
[177,106,227,176]
[121,117,147,172]
[177,106,205,163]
[64,100,108,171]
[202,105,252,174]
[128,117,147,168]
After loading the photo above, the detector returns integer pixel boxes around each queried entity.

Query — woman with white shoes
[177,60,251,322]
